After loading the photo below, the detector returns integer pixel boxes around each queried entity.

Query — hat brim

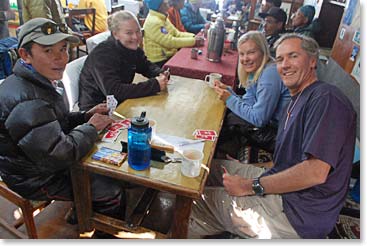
[33,33,80,46]
[259,12,269,19]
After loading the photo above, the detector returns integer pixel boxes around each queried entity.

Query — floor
[0,188,176,239]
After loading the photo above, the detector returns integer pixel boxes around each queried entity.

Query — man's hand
[214,85,231,101]
[223,174,254,196]
[204,22,211,29]
[85,103,108,120]
[88,113,114,132]
[156,73,169,91]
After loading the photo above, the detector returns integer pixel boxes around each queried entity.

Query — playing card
[194,134,216,141]
[106,95,118,116]
[107,122,126,131]
[102,130,120,143]
[120,119,131,128]
[192,129,217,137]
[196,129,217,136]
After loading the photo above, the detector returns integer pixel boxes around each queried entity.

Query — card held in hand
[106,95,118,116]
[92,147,127,166]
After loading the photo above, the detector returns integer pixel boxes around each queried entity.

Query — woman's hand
[214,86,231,102]
[156,73,169,91]
[214,79,227,89]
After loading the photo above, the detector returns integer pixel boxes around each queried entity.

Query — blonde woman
[79,10,169,111]
[214,30,290,158]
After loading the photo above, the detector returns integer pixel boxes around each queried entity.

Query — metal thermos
[206,17,225,62]
[128,111,152,170]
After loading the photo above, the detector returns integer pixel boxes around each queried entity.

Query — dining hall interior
[0,0,361,240]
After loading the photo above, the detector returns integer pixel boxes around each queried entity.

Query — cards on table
[92,147,127,167]
[106,95,118,116]
[193,129,217,141]
[107,119,131,131]
[102,130,121,143]
[102,119,131,143]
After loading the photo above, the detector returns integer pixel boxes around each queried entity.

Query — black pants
[216,112,277,158]
[26,170,126,220]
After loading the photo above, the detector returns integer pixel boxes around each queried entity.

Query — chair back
[62,56,88,111]
[86,31,111,53]
[66,8,96,37]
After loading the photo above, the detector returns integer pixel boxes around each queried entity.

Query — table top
[163,40,238,87]
[81,76,226,199]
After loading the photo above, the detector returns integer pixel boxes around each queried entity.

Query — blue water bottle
[128,112,152,170]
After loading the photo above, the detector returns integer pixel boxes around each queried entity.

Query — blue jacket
[180,3,206,34]
[226,63,290,127]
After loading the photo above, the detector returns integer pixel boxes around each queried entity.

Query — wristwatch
[252,177,265,196]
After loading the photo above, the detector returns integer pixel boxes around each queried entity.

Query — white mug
[204,73,222,88]
[181,149,204,178]
[149,119,157,138]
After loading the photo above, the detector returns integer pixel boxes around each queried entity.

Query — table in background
[163,40,238,88]
[71,76,226,238]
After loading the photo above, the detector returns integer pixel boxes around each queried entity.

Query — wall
[330,0,360,82]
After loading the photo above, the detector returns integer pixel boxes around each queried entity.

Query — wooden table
[163,40,239,88]
[71,76,226,238]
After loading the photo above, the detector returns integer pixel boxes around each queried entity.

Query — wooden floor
[0,188,176,239]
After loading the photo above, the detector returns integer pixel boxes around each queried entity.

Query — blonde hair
[237,31,271,87]
[107,10,141,32]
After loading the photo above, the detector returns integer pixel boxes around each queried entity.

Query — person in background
[290,5,320,39]
[0,0,15,39]
[78,0,108,33]
[214,30,290,160]
[188,33,356,239]
[167,0,186,32]
[257,0,282,32]
[259,7,287,57]
[79,10,169,111]
[259,0,282,15]
[143,0,201,67]
[180,0,210,34]
[22,0,67,26]
[0,18,126,223]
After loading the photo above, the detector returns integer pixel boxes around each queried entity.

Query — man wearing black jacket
[0,18,126,222]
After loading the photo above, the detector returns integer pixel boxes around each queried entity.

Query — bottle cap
[131,111,149,128]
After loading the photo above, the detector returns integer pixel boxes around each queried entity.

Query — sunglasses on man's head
[19,22,68,48]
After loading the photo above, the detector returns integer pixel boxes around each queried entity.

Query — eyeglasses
[19,22,68,47]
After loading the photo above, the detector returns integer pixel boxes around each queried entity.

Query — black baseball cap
[259,7,287,25]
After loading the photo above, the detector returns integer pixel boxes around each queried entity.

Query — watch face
[252,179,264,196]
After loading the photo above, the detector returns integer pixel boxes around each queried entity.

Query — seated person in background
[0,18,126,221]
[22,0,67,26]
[188,33,357,239]
[167,0,186,32]
[180,0,210,34]
[214,31,290,159]
[290,5,321,39]
[257,0,282,32]
[259,7,287,57]
[259,0,282,15]
[78,0,108,33]
[79,10,169,111]
[143,0,202,67]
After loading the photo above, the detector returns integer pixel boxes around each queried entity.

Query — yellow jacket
[78,0,108,33]
[143,10,195,63]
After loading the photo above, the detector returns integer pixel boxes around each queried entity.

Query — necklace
[284,89,304,130]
